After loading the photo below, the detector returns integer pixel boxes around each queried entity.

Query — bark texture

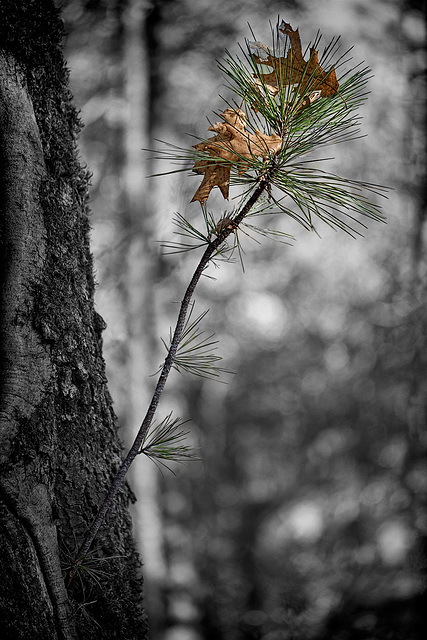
[0,2,147,638]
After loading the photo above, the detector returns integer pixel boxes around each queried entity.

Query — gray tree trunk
[0,3,148,638]
[121,0,167,627]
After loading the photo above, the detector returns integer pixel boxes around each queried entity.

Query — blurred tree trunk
[120,0,167,632]
[0,2,147,638]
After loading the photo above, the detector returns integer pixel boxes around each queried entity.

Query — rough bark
[0,2,147,638]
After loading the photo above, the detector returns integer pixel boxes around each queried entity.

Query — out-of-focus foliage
[177,251,427,639]
[62,0,426,639]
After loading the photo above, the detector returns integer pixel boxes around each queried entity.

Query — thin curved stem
[66,177,268,588]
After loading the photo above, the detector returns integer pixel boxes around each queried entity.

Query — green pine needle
[139,413,199,473]
[151,20,388,247]
[156,304,233,381]
[161,212,210,254]
[217,25,388,234]
[171,306,232,380]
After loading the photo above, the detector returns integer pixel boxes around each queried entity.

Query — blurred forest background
[59,0,426,638]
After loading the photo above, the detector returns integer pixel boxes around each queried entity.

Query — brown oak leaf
[191,108,282,205]
[251,21,339,99]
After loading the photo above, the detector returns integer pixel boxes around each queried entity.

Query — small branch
[66,177,268,588]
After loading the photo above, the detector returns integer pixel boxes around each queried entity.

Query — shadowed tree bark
[0,2,148,638]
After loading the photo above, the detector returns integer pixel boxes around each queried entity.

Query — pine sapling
[67,19,388,587]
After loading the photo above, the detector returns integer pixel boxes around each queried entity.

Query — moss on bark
[0,2,147,638]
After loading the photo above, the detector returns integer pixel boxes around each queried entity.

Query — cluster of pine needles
[141,21,388,470]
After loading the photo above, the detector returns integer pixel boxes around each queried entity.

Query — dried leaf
[251,21,339,99]
[191,108,282,205]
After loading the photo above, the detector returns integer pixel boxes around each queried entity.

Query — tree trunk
[121,0,168,630]
[0,2,147,638]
